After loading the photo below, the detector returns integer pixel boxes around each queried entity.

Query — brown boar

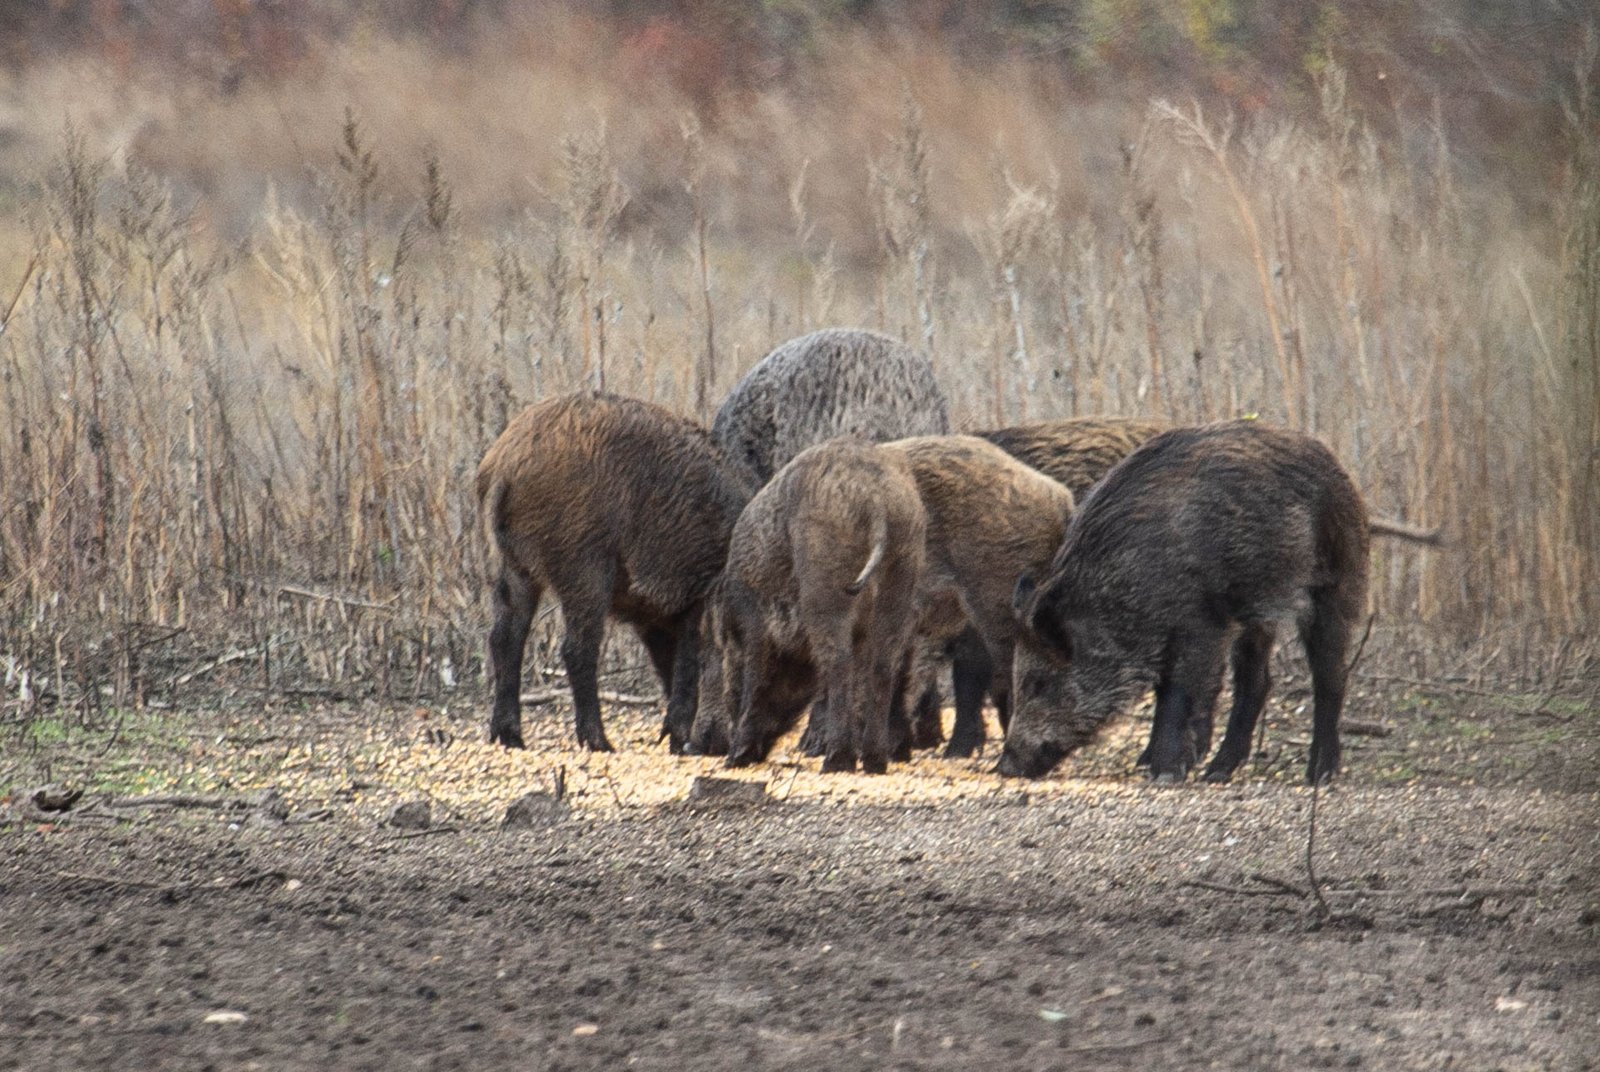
[718,440,926,775]
[477,392,755,752]
[879,435,1075,759]
[1001,420,1370,786]
[690,327,950,757]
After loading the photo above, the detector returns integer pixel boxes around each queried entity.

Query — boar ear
[1013,573,1073,663]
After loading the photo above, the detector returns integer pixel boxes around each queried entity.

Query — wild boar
[1001,420,1370,786]
[718,440,926,774]
[477,392,754,752]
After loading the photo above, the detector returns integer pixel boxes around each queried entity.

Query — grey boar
[1000,420,1370,786]
[879,435,1075,759]
[477,392,754,752]
[711,327,951,482]
[718,440,926,774]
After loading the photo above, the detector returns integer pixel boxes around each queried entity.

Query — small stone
[202,1010,248,1025]
[250,788,290,823]
[30,784,82,813]
[502,792,567,830]
[572,1023,599,1037]
[386,801,431,830]
[687,776,768,809]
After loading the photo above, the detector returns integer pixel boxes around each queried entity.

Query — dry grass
[0,21,1594,731]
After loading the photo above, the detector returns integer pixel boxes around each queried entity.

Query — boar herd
[477,327,1436,785]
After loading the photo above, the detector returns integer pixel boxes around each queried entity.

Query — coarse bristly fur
[1000,419,1370,786]
[476,391,756,753]
[717,439,926,775]
[690,326,950,756]
[978,416,1169,498]
[905,415,1166,755]
[711,327,951,482]
[880,435,1074,759]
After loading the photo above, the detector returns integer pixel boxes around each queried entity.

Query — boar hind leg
[637,619,700,754]
[819,655,859,774]
[554,570,615,753]
[1147,632,1227,784]
[1301,594,1353,785]
[887,650,916,764]
[488,568,542,749]
[798,694,830,757]
[908,681,943,751]
[944,630,994,759]
[1201,623,1276,783]
[662,615,703,754]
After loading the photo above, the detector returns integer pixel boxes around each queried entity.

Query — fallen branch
[384,825,459,841]
[1180,879,1300,898]
[170,646,265,688]
[1247,872,1309,897]
[1321,884,1540,900]
[278,584,396,613]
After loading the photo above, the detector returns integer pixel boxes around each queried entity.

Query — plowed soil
[2,677,1597,1071]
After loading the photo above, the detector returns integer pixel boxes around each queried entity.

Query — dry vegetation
[0,5,1596,742]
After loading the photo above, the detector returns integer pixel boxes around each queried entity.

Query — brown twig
[1305,781,1333,919]
[1180,879,1300,898]
[385,825,459,841]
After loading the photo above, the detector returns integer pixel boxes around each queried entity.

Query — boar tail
[478,474,512,558]
[1368,517,1443,546]
[845,509,888,595]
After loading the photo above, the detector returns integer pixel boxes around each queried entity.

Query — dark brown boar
[718,440,926,775]
[711,328,951,482]
[914,416,1168,755]
[880,435,1075,759]
[978,416,1168,498]
[1001,420,1370,786]
[477,392,755,752]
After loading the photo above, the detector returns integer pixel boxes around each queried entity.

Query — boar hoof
[820,752,857,774]
[943,736,983,760]
[1150,770,1187,787]
[1199,765,1235,784]
[490,727,526,750]
[860,755,888,776]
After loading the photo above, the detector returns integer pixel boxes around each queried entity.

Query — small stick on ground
[385,826,459,842]
[1306,780,1333,919]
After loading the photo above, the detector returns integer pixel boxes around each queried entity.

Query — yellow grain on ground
[287,703,1156,824]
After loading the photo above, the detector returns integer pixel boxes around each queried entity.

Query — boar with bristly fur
[910,416,1168,755]
[879,435,1075,758]
[477,392,755,752]
[688,327,950,756]
[718,440,926,775]
[711,327,951,482]
[1000,420,1370,786]
[979,416,1169,497]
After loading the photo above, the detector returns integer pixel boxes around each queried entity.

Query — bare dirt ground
[2,670,1597,1071]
